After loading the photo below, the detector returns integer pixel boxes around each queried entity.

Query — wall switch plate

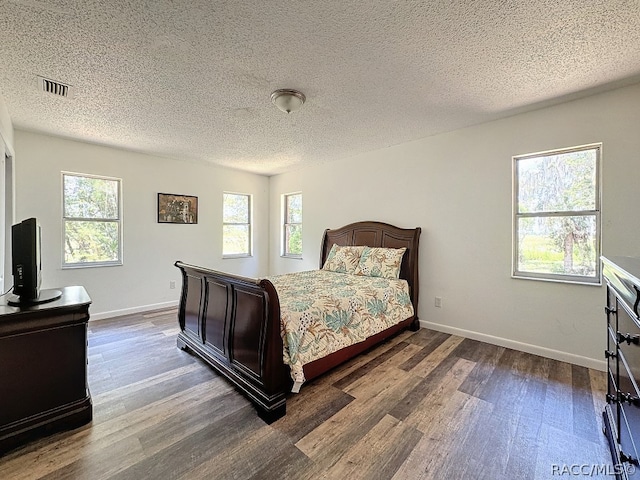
[170,281,176,289]
[435,296,442,308]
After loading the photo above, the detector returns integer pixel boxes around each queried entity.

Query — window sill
[511,273,602,286]
[62,261,123,269]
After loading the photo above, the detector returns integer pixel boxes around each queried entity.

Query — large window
[63,172,122,267]
[223,193,252,257]
[283,192,302,257]
[513,144,601,284]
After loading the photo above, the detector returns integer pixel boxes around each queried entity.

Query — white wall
[0,95,14,294]
[269,82,640,370]
[0,95,15,156]
[10,83,640,367]
[14,131,269,318]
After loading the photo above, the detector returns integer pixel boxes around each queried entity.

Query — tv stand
[0,285,92,453]
[7,288,62,306]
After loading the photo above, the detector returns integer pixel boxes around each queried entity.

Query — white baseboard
[90,300,179,321]
[89,307,605,370]
[420,319,606,372]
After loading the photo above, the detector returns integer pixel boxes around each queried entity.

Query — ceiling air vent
[37,76,73,98]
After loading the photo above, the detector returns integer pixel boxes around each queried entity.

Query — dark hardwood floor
[0,309,611,479]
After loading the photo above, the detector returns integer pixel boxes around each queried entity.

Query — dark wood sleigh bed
[175,221,421,423]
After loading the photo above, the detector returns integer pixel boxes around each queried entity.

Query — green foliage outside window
[284,193,302,256]
[63,174,121,265]
[514,145,600,282]
[223,193,251,256]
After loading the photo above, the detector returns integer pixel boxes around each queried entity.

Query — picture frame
[157,193,198,224]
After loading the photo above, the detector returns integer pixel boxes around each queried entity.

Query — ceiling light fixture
[271,89,306,114]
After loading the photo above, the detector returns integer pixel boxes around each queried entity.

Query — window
[223,193,252,257]
[513,144,601,284]
[283,192,302,257]
[63,172,122,267]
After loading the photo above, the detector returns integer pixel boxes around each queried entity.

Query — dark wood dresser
[0,286,92,453]
[603,257,640,478]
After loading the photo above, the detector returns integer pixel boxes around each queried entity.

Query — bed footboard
[174,261,291,423]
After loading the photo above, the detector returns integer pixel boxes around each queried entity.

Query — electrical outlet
[435,296,442,308]
[170,281,176,289]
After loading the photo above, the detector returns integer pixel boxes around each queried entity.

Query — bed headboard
[320,221,421,317]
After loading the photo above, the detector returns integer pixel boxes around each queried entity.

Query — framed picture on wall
[157,193,198,224]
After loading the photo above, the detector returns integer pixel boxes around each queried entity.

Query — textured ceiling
[1,0,640,175]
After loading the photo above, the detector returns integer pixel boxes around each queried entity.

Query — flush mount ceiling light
[271,89,306,114]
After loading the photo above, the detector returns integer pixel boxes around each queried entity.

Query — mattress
[267,269,414,387]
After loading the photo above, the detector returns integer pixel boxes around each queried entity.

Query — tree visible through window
[283,193,302,257]
[63,172,122,266]
[223,193,251,257]
[513,144,601,284]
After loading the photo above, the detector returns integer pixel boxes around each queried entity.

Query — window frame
[282,192,302,259]
[222,192,253,258]
[512,143,602,285]
[62,171,123,268]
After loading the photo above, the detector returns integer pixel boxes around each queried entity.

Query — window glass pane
[64,175,119,219]
[517,215,597,277]
[517,149,596,214]
[223,194,249,223]
[223,225,249,255]
[64,220,119,264]
[286,224,302,255]
[286,194,302,223]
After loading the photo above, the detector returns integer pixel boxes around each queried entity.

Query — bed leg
[258,404,286,424]
[409,318,420,331]
[177,336,189,351]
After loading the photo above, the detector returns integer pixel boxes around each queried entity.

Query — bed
[175,221,421,422]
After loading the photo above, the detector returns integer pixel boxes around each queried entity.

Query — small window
[283,192,302,257]
[513,144,601,284]
[223,193,252,257]
[63,172,122,267]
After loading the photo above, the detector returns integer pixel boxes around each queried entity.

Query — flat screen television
[8,218,61,306]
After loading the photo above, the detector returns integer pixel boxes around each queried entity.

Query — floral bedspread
[266,270,414,386]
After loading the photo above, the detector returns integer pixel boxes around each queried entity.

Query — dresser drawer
[618,304,640,384]
[620,351,640,403]
[604,259,640,321]
[620,406,640,475]
[618,297,640,335]
[609,287,620,330]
